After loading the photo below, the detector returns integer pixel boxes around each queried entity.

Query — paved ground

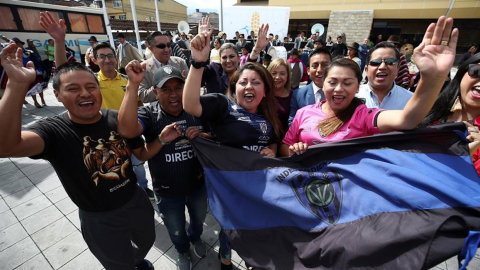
[0,87,479,270]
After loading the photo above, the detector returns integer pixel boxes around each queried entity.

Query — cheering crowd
[0,10,479,270]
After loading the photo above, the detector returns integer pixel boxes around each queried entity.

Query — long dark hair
[227,62,282,140]
[317,58,364,136]
[421,52,480,126]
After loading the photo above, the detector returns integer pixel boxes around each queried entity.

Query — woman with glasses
[279,16,458,157]
[421,53,480,173]
[184,17,282,270]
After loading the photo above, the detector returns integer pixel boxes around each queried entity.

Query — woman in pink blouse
[279,16,458,157]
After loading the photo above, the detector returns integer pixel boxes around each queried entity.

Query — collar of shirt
[153,57,171,69]
[98,70,121,81]
[368,83,395,97]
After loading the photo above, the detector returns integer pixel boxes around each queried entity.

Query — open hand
[253,23,270,51]
[125,60,145,85]
[191,18,214,63]
[198,16,210,34]
[0,43,36,85]
[413,16,458,79]
[40,11,66,41]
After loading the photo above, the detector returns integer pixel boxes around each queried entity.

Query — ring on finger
[440,40,449,46]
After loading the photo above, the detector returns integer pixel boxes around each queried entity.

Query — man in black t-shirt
[118,62,210,270]
[0,39,154,270]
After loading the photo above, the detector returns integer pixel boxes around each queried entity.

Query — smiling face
[154,78,184,117]
[214,39,221,49]
[323,66,360,115]
[55,70,102,124]
[309,53,331,88]
[365,47,399,92]
[270,65,288,90]
[460,63,480,113]
[220,48,239,74]
[93,47,117,74]
[235,69,265,113]
[151,35,171,64]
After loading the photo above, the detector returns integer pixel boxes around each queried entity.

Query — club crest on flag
[289,171,343,224]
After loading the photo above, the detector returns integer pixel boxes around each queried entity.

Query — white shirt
[153,57,172,69]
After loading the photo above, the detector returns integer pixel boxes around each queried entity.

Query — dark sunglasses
[368,58,399,66]
[468,64,480,78]
[155,42,172,49]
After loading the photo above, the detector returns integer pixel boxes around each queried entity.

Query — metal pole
[154,0,161,31]
[445,0,456,17]
[129,0,144,57]
[100,0,115,47]
[219,0,223,31]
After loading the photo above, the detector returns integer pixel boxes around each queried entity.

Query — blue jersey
[200,93,276,152]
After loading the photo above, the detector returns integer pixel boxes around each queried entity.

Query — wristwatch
[191,59,208,69]
[156,135,170,146]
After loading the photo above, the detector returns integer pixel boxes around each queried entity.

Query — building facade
[106,0,187,24]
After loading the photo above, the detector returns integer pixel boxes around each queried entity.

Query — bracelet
[156,135,170,146]
[191,59,208,69]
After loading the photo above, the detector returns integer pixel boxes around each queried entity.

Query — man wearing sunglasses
[357,42,413,110]
[139,31,189,103]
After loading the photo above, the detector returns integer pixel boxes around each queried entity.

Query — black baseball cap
[153,66,185,88]
[12,37,24,45]
[88,36,98,42]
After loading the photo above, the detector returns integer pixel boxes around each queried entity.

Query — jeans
[131,154,148,189]
[157,184,207,254]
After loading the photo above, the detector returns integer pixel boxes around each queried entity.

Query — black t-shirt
[200,94,276,152]
[138,102,206,198]
[331,43,347,57]
[26,110,144,212]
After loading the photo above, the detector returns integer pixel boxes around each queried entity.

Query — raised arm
[118,60,145,138]
[0,44,44,157]
[249,23,269,62]
[377,16,458,132]
[183,16,213,117]
[40,11,67,67]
